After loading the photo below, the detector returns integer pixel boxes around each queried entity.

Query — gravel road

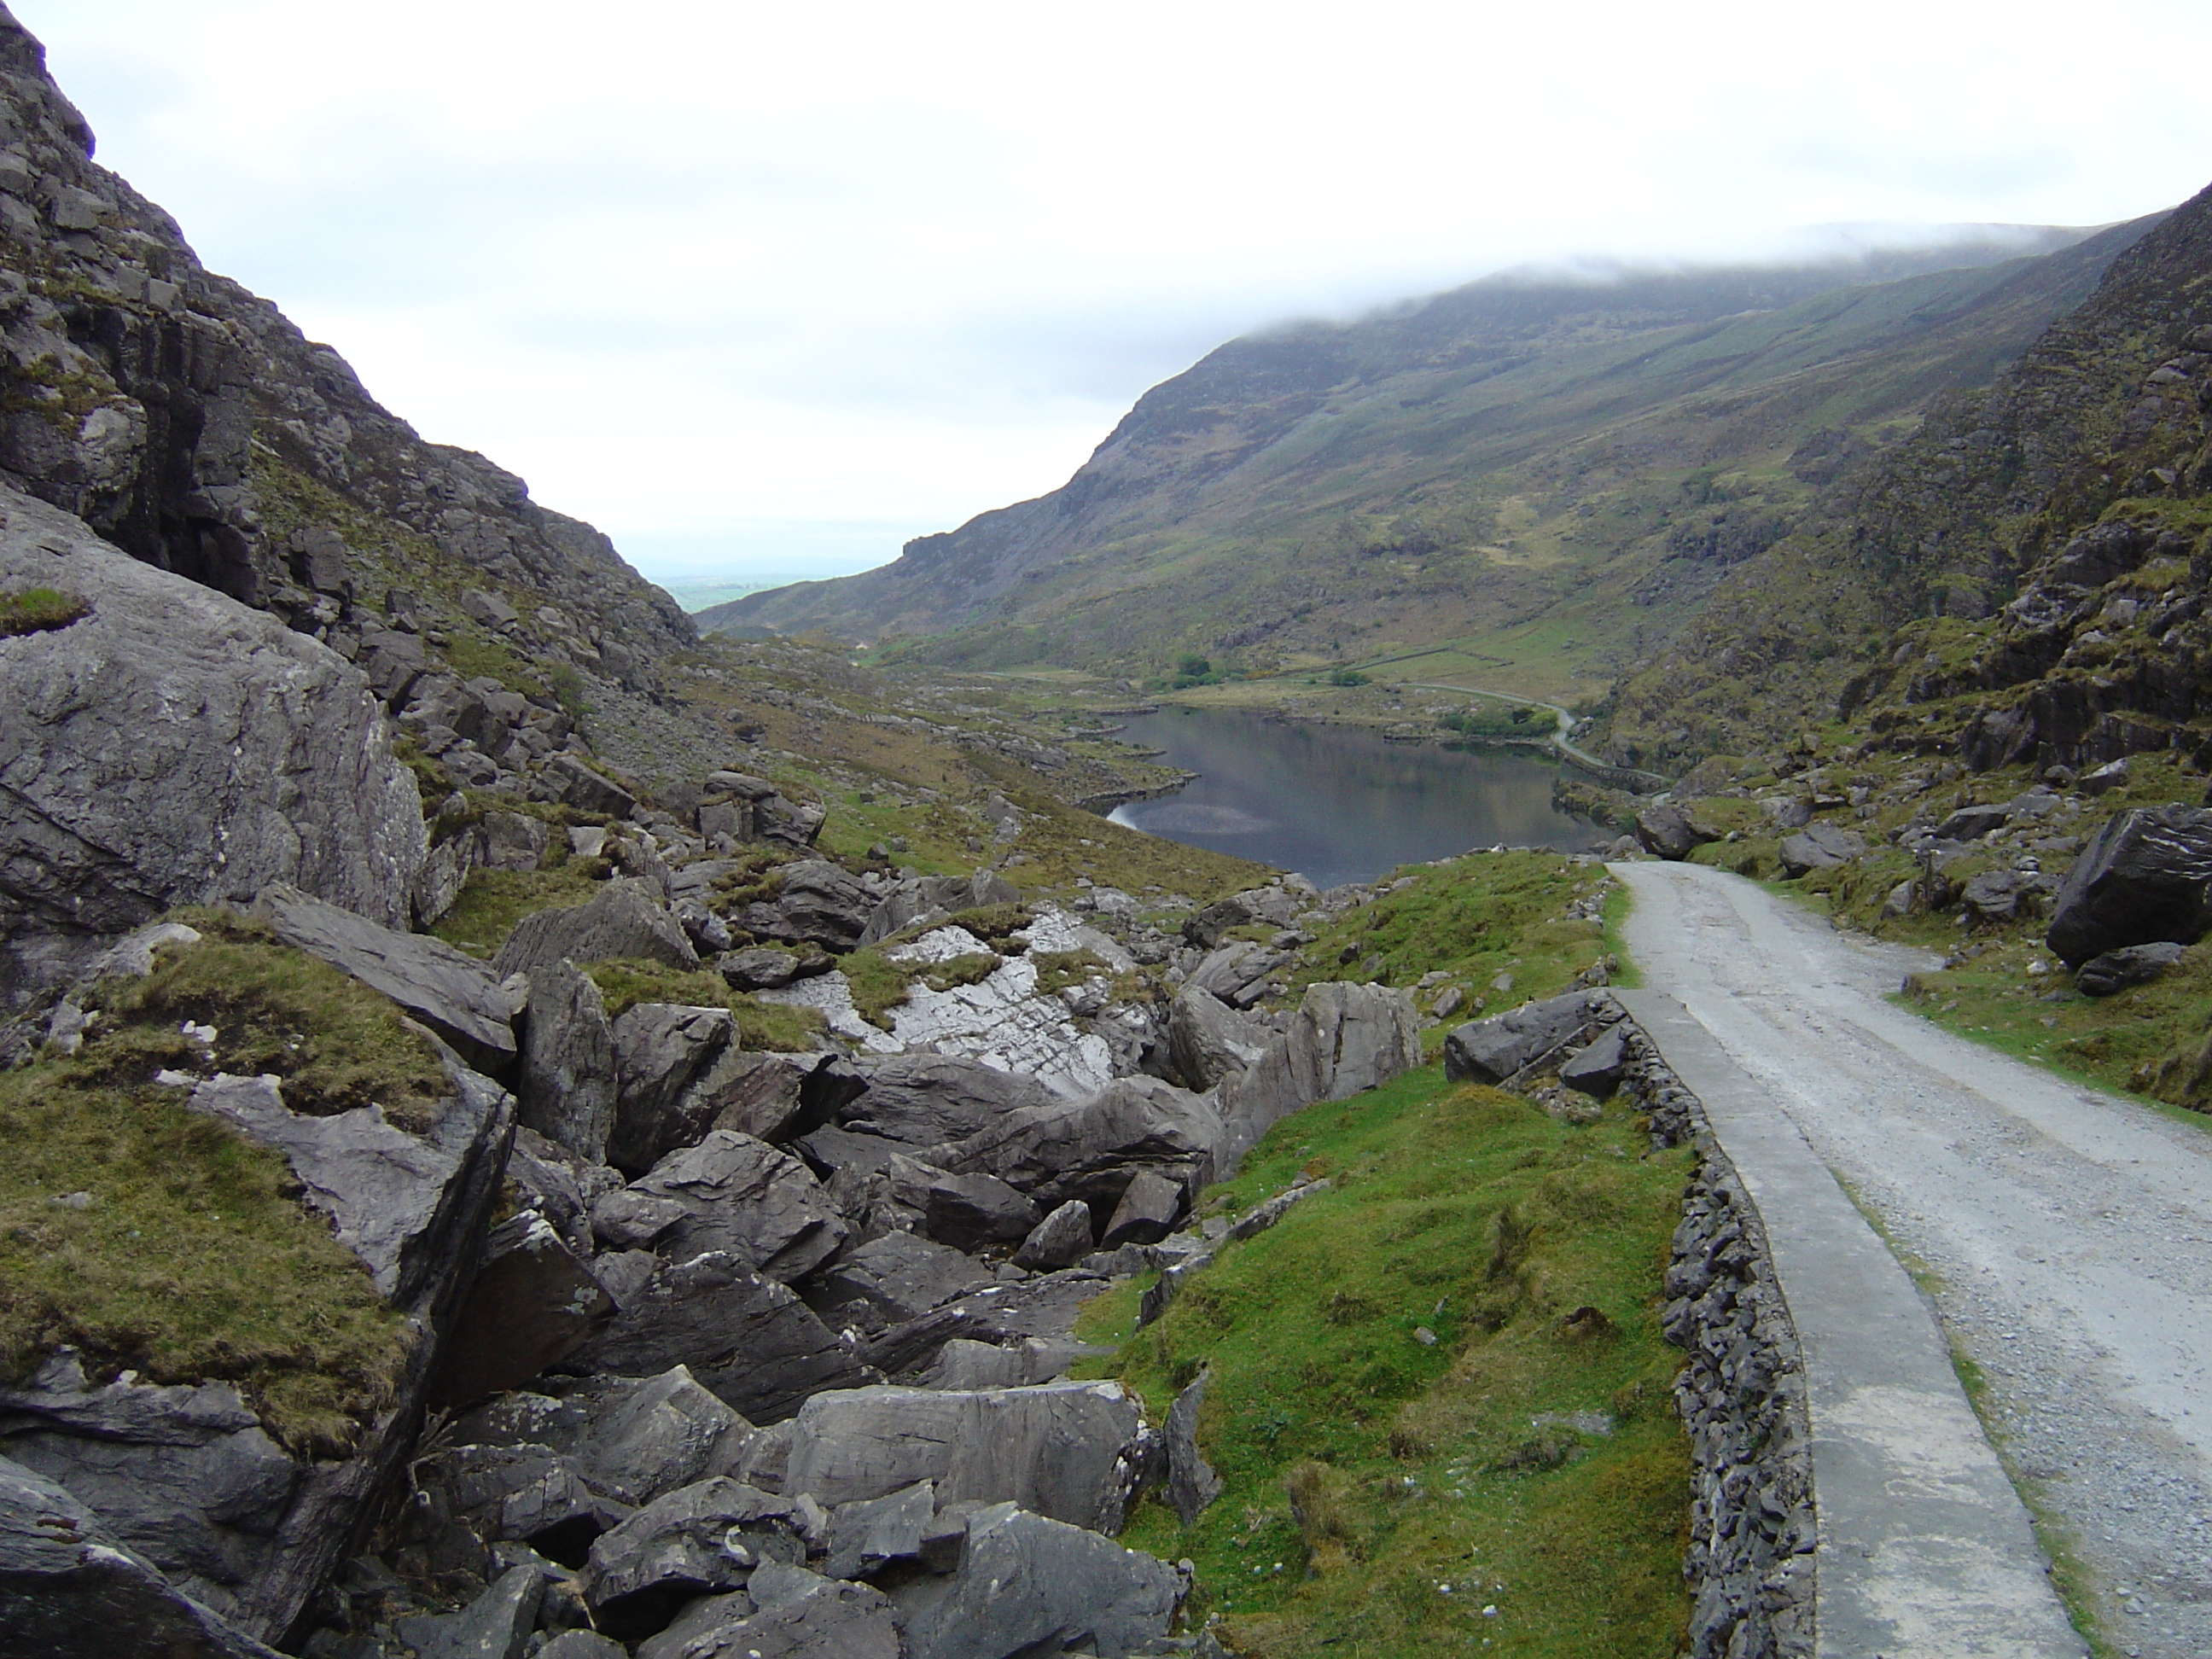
[1614,859,2212,1658]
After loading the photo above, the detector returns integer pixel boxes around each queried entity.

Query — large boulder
[779,1381,1149,1531]
[627,1132,849,1283]
[926,1075,1224,1208]
[1012,1199,1097,1272]
[823,1054,1054,1145]
[637,1563,899,1659]
[1214,981,1420,1173]
[429,1212,615,1407]
[805,1231,994,1332]
[579,1478,803,1639]
[1185,940,1281,1008]
[1162,1373,1223,1527]
[1166,982,1272,1091]
[897,1502,1184,1659]
[1442,989,1614,1089]
[1778,822,1865,878]
[515,959,618,1162]
[2047,806,2212,966]
[0,1452,282,1659]
[0,487,425,1011]
[449,1366,756,1510]
[492,879,697,980]
[607,1004,737,1174]
[258,883,521,1074]
[1633,803,1718,861]
[876,1154,1041,1250]
[859,868,1021,946]
[753,860,875,952]
[2075,940,2188,996]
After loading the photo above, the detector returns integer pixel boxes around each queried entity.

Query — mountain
[710,224,2152,692]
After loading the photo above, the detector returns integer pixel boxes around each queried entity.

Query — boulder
[400,1562,542,1659]
[413,833,479,928]
[1778,822,1865,878]
[478,811,550,873]
[1186,940,1280,1008]
[629,1132,849,1284]
[1162,1373,1223,1527]
[538,1635,627,1659]
[806,1231,995,1332]
[1214,981,1420,1173]
[1932,803,2011,841]
[0,488,425,1012]
[638,1563,899,1659]
[2046,806,2212,966]
[859,868,1021,946]
[393,1440,620,1574]
[765,860,876,952]
[824,1054,1054,1145]
[926,1076,1223,1208]
[897,1502,1183,1659]
[1961,868,2041,923]
[258,883,520,1074]
[2075,940,2188,996]
[879,1155,1041,1250]
[860,1274,1112,1379]
[561,1252,877,1423]
[493,879,698,980]
[591,1188,688,1251]
[430,1213,615,1407]
[1012,1200,1097,1272]
[1100,1167,1185,1248]
[695,1051,821,1144]
[608,1004,738,1173]
[516,960,618,1163]
[1633,804,1718,861]
[0,1452,282,1659]
[909,1336,1095,1392]
[1166,981,1272,1091]
[1558,1025,1627,1098]
[824,1479,936,1580]
[780,1381,1148,1531]
[545,754,637,818]
[451,1366,755,1510]
[1181,886,1299,948]
[719,946,809,991]
[1442,990,1612,1089]
[579,1478,801,1638]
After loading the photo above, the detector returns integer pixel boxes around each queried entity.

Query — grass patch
[0,585,90,637]
[429,866,607,958]
[1080,1065,1691,1657]
[580,958,826,1052]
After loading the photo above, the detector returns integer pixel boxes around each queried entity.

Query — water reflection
[1107,706,1605,888]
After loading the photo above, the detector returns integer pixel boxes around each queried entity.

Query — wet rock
[0,1452,281,1659]
[562,1252,878,1423]
[630,1132,849,1284]
[1162,1374,1222,1527]
[1166,982,1271,1091]
[780,1380,1148,1531]
[806,1231,994,1332]
[1012,1199,1097,1271]
[493,879,698,980]
[1442,989,1613,1089]
[579,1477,800,1639]
[1633,804,1719,861]
[824,1054,1053,1146]
[2046,805,2212,965]
[1559,1025,1627,1098]
[1100,1167,1184,1248]
[433,1212,615,1407]
[258,883,519,1074]
[517,959,618,1163]
[2075,940,2188,996]
[896,1501,1182,1659]
[1778,822,1865,878]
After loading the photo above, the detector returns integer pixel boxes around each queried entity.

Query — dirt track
[1614,859,2212,1656]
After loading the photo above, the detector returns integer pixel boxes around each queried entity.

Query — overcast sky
[20,1,2212,588]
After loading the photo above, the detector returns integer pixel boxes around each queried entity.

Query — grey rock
[452,1365,754,1511]
[1012,1199,1097,1271]
[1186,940,1280,1008]
[183,1067,504,1302]
[0,488,424,1012]
[631,1132,849,1283]
[562,1251,878,1423]
[1214,981,1420,1173]
[860,1273,1111,1378]
[538,1630,629,1659]
[719,947,807,991]
[767,860,876,952]
[859,868,1018,946]
[1162,1373,1222,1527]
[1181,886,1299,948]
[672,898,733,957]
[592,1187,690,1250]
[1932,803,2011,841]
[1778,821,1866,877]
[431,1212,615,1408]
[546,754,637,818]
[2047,805,2212,965]
[825,1053,1053,1145]
[608,1004,737,1174]
[908,1336,1095,1391]
[879,1153,1041,1250]
[1441,989,1612,1089]
[695,1051,819,1144]
[413,832,479,928]
[493,878,698,980]
[2075,940,2188,996]
[638,1568,899,1659]
[259,882,518,1074]
[927,1075,1223,1204]
[824,1479,935,1580]
[806,1231,994,1332]
[1633,804,1719,861]
[478,811,550,873]
[1166,981,1272,1091]
[517,959,618,1163]
[2079,758,2131,796]
[1961,868,2045,922]
[897,1501,1182,1659]
[0,1452,282,1658]
[1100,1167,1184,1248]
[415,1563,543,1659]
[579,1477,800,1639]
[1559,1024,1627,1098]
[780,1380,1148,1531]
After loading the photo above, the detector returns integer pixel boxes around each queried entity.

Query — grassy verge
[581,959,826,1051]
[1077,1065,1691,1657]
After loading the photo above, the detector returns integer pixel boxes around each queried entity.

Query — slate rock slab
[493,878,697,981]
[430,1212,615,1408]
[517,959,618,1163]
[0,1452,282,1659]
[1633,804,1719,861]
[2047,805,2212,965]
[1166,982,1271,1091]
[1162,1373,1223,1527]
[259,882,519,1073]
[806,1230,995,1332]
[1778,822,1865,878]
[579,1477,800,1639]
[1013,1198,1097,1272]
[824,1053,1053,1145]
[1441,989,1612,1089]
[2075,940,2188,996]
[629,1131,849,1283]
[1559,1024,1627,1098]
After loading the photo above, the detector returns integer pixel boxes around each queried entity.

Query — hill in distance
[709,224,2155,701]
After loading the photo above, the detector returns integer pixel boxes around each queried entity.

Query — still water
[1106,706,1608,889]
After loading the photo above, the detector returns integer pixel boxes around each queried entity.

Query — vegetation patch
[1077,1066,1691,1656]
[430,866,607,958]
[579,958,825,1052]
[0,585,90,637]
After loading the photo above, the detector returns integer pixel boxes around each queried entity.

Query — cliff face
[0,5,690,672]
[1609,180,2212,776]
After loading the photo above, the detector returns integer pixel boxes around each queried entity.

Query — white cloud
[20,0,2212,583]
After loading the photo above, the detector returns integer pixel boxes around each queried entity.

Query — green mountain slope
[713,227,2151,694]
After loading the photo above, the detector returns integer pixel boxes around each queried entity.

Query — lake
[1105,706,1609,888]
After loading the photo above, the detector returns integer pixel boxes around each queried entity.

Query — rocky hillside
[714,224,2149,690]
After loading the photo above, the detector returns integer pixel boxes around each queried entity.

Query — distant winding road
[1615,860,2212,1656]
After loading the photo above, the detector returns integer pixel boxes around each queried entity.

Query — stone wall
[1619,1020,1817,1659]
